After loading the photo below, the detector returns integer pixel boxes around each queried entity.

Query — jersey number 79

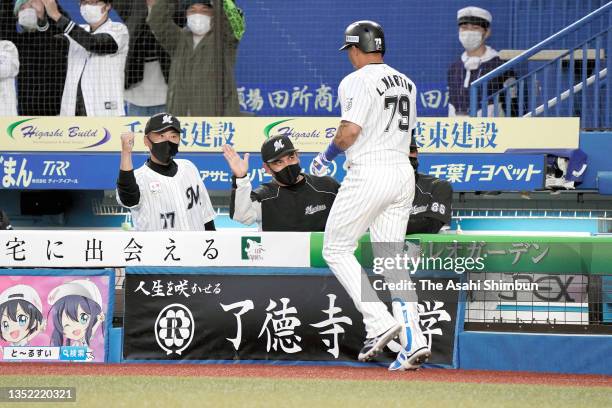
[384,95,410,132]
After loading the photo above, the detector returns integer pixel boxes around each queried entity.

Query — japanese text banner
[123,272,458,366]
[0,152,545,192]
[0,231,310,268]
[0,117,579,153]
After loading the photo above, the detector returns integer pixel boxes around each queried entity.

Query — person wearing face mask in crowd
[147,0,244,116]
[0,0,68,115]
[116,112,216,231]
[0,39,19,116]
[113,0,182,117]
[405,138,452,235]
[41,0,128,116]
[447,6,516,117]
[223,136,340,231]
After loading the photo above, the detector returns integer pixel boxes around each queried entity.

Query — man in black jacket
[224,135,340,231]
[406,143,453,234]
[1,0,67,115]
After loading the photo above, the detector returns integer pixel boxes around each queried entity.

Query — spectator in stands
[148,0,244,116]
[0,0,67,116]
[0,40,19,116]
[41,0,128,116]
[224,135,340,231]
[447,6,516,117]
[113,0,177,116]
[406,141,452,234]
[0,210,13,230]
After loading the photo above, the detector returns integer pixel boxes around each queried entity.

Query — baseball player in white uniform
[116,113,216,231]
[311,20,429,370]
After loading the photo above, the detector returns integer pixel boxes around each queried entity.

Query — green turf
[0,375,609,408]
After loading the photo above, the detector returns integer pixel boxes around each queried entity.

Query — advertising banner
[0,269,112,362]
[0,231,310,268]
[1,116,579,153]
[465,272,589,325]
[123,271,458,367]
[0,152,544,192]
[418,153,546,191]
[236,82,450,117]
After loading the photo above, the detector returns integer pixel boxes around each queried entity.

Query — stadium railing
[470,1,612,130]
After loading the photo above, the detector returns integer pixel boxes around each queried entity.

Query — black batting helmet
[339,20,385,55]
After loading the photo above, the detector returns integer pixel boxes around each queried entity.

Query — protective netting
[0,0,608,119]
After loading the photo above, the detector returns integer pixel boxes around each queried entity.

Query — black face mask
[149,139,179,164]
[410,157,419,173]
[272,163,302,185]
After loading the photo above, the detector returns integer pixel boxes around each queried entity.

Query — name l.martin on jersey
[376,74,413,96]
[445,280,540,291]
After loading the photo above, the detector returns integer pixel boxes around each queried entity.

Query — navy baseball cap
[183,0,213,9]
[144,113,181,135]
[261,135,298,163]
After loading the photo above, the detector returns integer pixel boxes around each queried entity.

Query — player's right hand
[310,152,331,176]
[222,144,249,178]
[120,132,136,154]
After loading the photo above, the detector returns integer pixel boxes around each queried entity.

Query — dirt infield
[1,363,610,387]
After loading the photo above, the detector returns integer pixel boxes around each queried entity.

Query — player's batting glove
[310,152,332,176]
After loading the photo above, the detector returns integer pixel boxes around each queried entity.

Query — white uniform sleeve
[232,176,262,226]
[0,41,19,79]
[410,81,418,132]
[339,74,371,128]
[105,23,129,54]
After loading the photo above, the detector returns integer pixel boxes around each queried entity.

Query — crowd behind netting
[2,1,525,119]
[0,0,244,118]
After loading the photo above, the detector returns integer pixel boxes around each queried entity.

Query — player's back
[339,63,417,167]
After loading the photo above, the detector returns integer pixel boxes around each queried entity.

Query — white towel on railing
[461,46,499,88]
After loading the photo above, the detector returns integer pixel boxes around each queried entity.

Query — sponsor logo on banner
[264,119,336,150]
[6,118,111,149]
[123,274,458,365]
[241,236,265,261]
[0,117,578,153]
[155,304,194,355]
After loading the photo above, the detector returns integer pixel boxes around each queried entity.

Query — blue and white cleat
[388,346,431,371]
[390,299,431,371]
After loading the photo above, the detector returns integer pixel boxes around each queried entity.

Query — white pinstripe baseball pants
[323,164,415,338]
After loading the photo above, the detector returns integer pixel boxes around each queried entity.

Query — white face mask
[459,30,483,51]
[18,8,38,30]
[80,4,105,26]
[187,14,211,36]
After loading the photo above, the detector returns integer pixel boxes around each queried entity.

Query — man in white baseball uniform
[0,39,18,116]
[116,112,216,231]
[42,0,128,116]
[311,20,430,370]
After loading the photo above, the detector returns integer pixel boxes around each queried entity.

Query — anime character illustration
[48,279,105,360]
[0,285,45,347]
